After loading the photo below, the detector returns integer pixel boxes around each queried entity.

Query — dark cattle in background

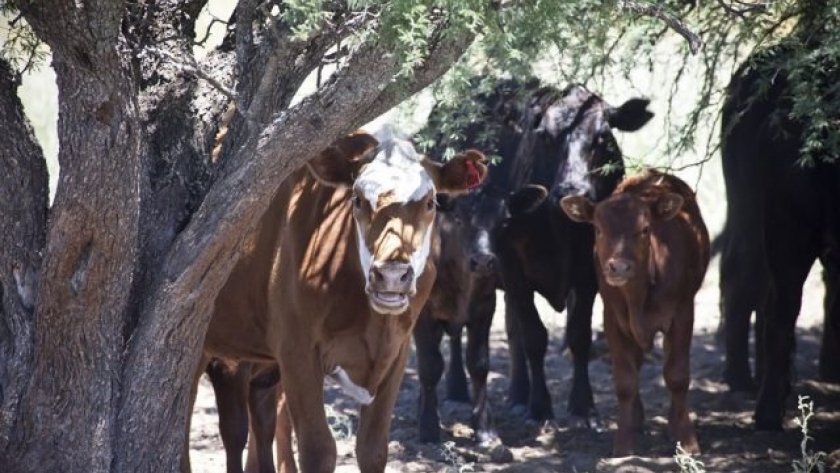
[561,170,710,456]
[411,80,525,451]
[718,45,840,430]
[495,84,654,426]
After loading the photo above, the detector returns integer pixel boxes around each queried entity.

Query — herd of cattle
[183,45,840,473]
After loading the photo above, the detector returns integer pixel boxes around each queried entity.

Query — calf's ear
[652,192,684,220]
[608,98,654,132]
[306,132,378,187]
[507,185,547,216]
[426,149,488,194]
[560,195,595,223]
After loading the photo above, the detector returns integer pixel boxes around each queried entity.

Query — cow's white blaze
[355,139,435,208]
[352,137,436,296]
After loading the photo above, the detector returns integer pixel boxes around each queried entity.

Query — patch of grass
[674,395,828,473]
[792,396,826,473]
[674,442,706,473]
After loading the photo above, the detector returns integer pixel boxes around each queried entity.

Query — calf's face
[308,133,487,314]
[560,192,683,287]
[437,189,507,275]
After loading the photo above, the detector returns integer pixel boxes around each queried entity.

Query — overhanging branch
[619,0,702,54]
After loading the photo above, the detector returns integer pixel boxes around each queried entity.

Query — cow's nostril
[400,268,413,283]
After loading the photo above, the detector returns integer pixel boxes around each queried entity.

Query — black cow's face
[437,188,507,275]
[533,85,653,201]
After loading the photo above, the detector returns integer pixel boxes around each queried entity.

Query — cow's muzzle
[367,261,414,314]
[468,252,496,275]
[604,258,635,286]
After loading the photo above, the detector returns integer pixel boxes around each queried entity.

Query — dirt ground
[188,253,840,473]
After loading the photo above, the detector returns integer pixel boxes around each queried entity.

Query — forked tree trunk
[0,0,473,471]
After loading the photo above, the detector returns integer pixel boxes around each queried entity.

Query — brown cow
[193,130,487,473]
[560,169,710,456]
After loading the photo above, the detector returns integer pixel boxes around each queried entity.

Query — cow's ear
[507,185,547,216]
[426,149,488,194]
[307,132,378,187]
[560,195,595,223]
[652,192,683,221]
[608,98,654,132]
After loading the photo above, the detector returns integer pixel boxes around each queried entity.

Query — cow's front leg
[413,307,445,443]
[664,304,699,454]
[356,344,411,473]
[279,351,334,473]
[605,310,643,457]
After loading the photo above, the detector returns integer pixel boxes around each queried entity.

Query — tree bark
[0,58,49,455]
[0,1,475,471]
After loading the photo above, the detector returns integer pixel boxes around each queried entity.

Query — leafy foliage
[0,5,47,79]
[3,0,840,165]
[414,0,840,167]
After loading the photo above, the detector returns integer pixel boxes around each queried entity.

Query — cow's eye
[352,195,362,210]
[640,226,650,237]
[426,198,435,212]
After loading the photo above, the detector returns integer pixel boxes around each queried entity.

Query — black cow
[412,80,525,451]
[495,84,653,426]
[718,42,840,429]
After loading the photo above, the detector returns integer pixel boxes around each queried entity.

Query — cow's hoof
[417,423,442,443]
[568,412,605,432]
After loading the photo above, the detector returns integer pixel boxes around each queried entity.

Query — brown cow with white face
[192,130,487,473]
[560,169,709,457]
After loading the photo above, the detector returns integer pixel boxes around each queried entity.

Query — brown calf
[560,169,710,456]
[195,131,487,473]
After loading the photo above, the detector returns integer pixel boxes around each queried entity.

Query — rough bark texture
[0,58,49,454]
[0,0,475,471]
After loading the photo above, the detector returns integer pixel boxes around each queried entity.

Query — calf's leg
[466,294,497,445]
[605,309,643,457]
[445,323,470,402]
[664,306,699,454]
[413,307,445,443]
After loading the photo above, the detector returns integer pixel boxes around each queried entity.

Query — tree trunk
[0,1,474,471]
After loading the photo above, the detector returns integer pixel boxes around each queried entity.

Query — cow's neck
[617,269,655,351]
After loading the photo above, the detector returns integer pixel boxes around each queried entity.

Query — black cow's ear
[507,185,547,216]
[652,192,683,221]
[560,195,595,223]
[307,133,378,187]
[608,98,654,132]
[436,194,456,212]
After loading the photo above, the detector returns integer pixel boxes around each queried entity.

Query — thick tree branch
[619,0,702,54]
[113,21,470,469]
